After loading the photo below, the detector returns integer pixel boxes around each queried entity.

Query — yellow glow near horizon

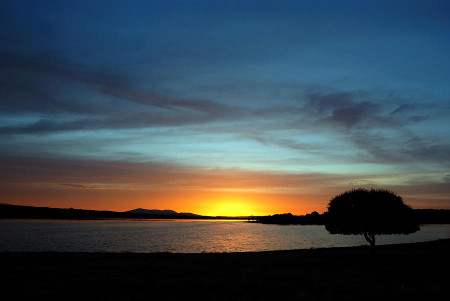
[199,197,265,217]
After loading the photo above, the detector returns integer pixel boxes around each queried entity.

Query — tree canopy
[325,188,419,248]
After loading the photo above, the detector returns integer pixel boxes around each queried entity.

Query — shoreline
[1,239,448,300]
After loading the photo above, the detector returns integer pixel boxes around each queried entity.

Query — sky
[1,0,449,216]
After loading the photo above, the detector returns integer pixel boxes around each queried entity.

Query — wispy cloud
[1,58,449,171]
[59,183,136,190]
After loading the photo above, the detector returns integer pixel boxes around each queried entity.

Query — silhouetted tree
[325,188,419,250]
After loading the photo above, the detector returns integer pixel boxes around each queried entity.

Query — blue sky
[1,0,449,213]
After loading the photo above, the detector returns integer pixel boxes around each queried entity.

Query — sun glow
[201,198,260,217]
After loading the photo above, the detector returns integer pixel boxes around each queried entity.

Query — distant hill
[0,204,243,220]
[126,208,202,218]
[128,208,178,215]
[0,204,129,220]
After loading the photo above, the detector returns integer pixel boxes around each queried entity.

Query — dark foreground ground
[1,239,449,301]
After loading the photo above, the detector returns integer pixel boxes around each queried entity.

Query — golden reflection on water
[115,218,249,222]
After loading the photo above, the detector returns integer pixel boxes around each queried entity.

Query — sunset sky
[1,0,449,216]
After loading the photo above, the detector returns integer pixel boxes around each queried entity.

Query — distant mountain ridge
[0,204,222,220]
[0,204,448,223]
[126,208,201,217]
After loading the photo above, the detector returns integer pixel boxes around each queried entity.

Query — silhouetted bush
[250,212,326,225]
[325,188,420,249]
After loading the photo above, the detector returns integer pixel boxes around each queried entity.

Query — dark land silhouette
[0,204,248,220]
[251,188,450,230]
[250,209,450,225]
[0,239,448,300]
[2,203,448,224]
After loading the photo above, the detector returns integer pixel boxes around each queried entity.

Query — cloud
[102,86,238,114]
[0,101,247,135]
[0,51,252,134]
[0,154,444,192]
[1,49,449,170]
[59,183,135,190]
[348,125,450,166]
[444,175,450,183]
[390,104,414,115]
[302,90,391,129]
[282,89,450,166]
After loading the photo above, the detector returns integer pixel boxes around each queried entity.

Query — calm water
[0,219,449,253]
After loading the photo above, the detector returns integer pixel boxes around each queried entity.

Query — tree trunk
[363,232,376,252]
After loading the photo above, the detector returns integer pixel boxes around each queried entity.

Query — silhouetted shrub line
[249,209,450,225]
[252,188,449,250]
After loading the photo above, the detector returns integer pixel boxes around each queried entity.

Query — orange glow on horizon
[0,181,329,216]
[3,155,448,217]
[0,169,448,217]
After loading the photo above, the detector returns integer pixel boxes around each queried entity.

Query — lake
[0,219,449,253]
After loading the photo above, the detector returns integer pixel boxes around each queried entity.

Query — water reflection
[0,219,449,253]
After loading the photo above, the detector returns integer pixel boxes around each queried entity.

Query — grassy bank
[1,239,449,300]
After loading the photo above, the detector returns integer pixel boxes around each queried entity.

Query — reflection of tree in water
[325,188,420,250]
